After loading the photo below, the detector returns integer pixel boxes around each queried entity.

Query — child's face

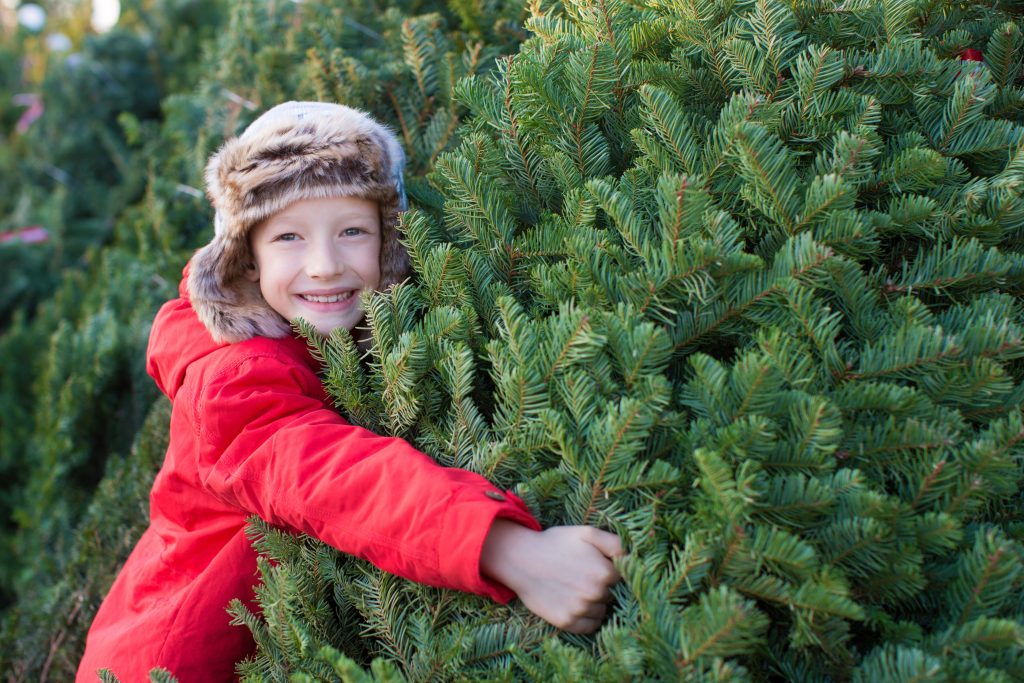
[248,195,381,336]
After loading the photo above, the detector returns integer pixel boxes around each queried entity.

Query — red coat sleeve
[190,347,540,602]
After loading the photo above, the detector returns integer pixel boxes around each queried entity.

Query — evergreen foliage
[1,252,167,594]
[3,32,148,324]
[1,398,170,681]
[223,0,1024,680]
[0,0,223,326]
[5,0,1024,680]
[0,0,225,673]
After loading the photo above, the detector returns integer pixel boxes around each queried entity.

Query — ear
[244,262,260,282]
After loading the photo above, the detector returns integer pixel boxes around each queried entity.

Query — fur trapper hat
[188,101,410,343]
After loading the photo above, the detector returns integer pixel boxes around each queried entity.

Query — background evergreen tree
[0,0,226,675]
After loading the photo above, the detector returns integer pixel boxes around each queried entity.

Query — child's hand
[480,519,623,633]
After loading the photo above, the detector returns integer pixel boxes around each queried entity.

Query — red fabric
[77,266,540,682]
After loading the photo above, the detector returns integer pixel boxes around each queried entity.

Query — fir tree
[229,0,1024,681]
[0,1,227,676]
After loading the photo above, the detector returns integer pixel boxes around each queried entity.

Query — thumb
[584,528,624,559]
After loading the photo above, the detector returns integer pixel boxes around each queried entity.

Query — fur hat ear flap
[188,235,291,343]
[378,209,411,291]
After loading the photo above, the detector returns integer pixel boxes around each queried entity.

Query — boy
[77,102,623,681]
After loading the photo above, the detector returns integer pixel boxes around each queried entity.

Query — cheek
[256,261,293,292]
[355,243,382,279]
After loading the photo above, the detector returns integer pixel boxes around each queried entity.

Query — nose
[305,242,345,279]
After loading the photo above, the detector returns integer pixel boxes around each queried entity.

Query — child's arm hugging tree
[192,344,624,632]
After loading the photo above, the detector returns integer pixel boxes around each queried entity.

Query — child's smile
[295,287,360,314]
[248,195,382,336]
[299,290,356,304]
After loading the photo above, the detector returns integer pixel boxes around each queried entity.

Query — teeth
[302,292,353,303]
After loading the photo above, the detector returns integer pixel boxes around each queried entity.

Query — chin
[314,319,354,337]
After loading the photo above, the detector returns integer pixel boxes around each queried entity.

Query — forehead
[263,195,380,225]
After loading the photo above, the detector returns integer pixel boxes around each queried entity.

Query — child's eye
[342,227,364,237]
[273,232,299,242]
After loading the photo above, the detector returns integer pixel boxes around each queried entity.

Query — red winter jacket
[77,269,539,682]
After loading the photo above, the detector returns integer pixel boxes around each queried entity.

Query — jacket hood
[147,268,228,400]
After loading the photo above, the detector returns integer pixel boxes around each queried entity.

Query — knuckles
[550,605,604,632]
[582,583,609,603]
[580,564,618,590]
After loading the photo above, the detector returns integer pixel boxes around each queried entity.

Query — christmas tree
[225,0,1024,681]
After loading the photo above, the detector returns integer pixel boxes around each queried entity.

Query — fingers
[550,608,604,634]
[583,527,624,559]
[539,587,612,631]
[512,525,625,635]
[562,617,604,634]
[550,588,613,633]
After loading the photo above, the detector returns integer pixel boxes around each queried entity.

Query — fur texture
[188,102,410,342]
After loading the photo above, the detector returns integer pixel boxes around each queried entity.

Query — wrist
[480,518,536,592]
